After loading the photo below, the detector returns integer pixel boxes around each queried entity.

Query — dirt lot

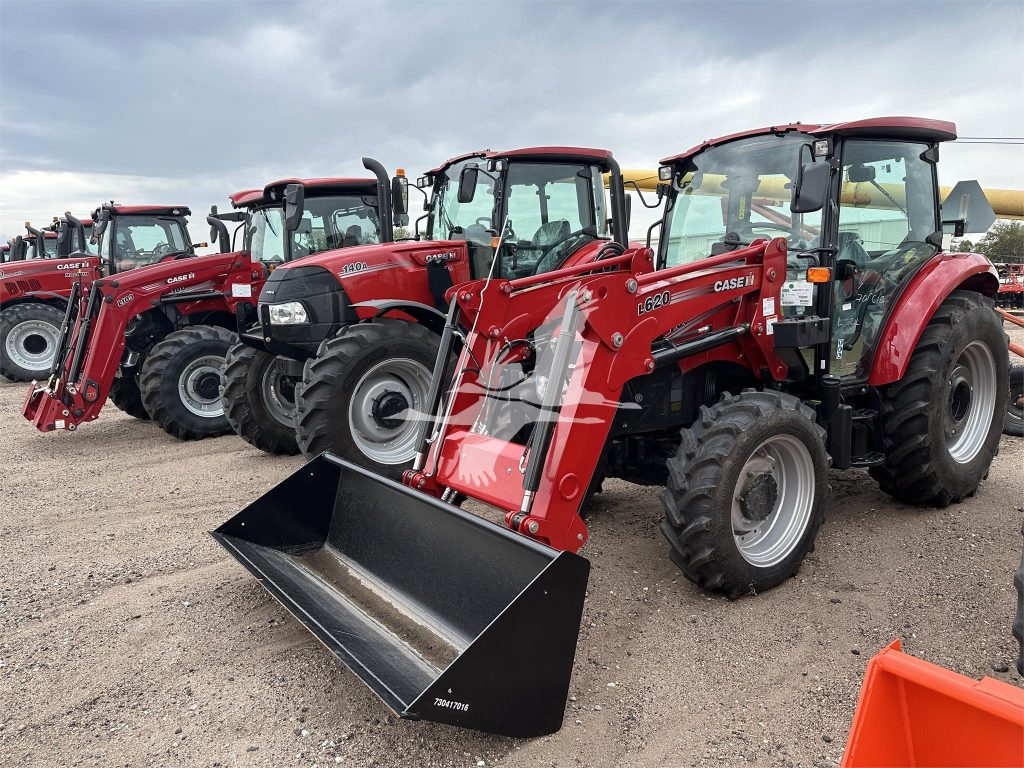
[1,348,1022,767]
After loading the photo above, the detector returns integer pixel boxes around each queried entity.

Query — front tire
[0,303,65,381]
[220,343,300,455]
[139,326,236,440]
[109,374,150,420]
[294,319,438,478]
[870,291,1008,505]
[661,390,829,598]
[1004,365,1024,437]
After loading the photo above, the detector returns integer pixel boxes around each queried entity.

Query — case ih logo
[425,251,456,264]
[56,261,88,270]
[167,272,195,284]
[116,293,135,307]
[713,274,756,292]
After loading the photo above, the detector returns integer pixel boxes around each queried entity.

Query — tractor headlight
[267,301,309,325]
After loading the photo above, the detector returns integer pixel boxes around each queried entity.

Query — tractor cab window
[427,158,497,277]
[104,216,189,273]
[292,194,379,259]
[248,207,287,268]
[830,140,938,378]
[499,162,606,279]
[661,134,823,268]
[328,195,380,248]
[40,238,57,258]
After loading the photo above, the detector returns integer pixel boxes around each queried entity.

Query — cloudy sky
[2,0,1022,243]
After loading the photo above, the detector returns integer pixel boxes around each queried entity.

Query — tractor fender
[867,252,998,386]
[350,299,447,335]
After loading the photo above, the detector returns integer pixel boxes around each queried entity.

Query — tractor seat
[343,225,362,248]
[530,219,570,247]
[837,231,870,268]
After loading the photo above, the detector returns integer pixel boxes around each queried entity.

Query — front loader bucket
[212,454,589,737]
[842,640,1024,767]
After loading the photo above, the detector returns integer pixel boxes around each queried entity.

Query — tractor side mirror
[847,164,876,183]
[391,175,408,217]
[93,210,109,238]
[283,184,305,232]
[391,174,409,227]
[940,180,995,237]
[457,166,479,204]
[792,147,831,214]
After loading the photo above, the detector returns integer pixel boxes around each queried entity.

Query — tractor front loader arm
[408,238,790,551]
[23,252,256,432]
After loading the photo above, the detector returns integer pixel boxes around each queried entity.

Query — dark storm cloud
[1,0,1022,238]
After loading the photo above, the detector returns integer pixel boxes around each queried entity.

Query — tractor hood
[273,239,470,277]
[0,255,100,281]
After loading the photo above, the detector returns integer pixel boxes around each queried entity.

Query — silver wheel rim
[732,434,816,567]
[945,340,997,464]
[178,355,225,418]
[5,318,59,373]
[347,357,431,465]
[260,358,297,427]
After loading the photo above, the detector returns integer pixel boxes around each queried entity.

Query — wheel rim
[945,340,997,463]
[732,434,816,568]
[347,357,432,465]
[178,355,225,418]
[5,318,58,373]
[260,358,298,427]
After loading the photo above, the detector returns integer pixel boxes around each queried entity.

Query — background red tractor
[219,166,395,454]
[23,182,387,440]
[1,208,167,382]
[216,117,1008,737]
[233,148,631,476]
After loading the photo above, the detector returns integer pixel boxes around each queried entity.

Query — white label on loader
[781,280,814,307]
[762,297,776,316]
[231,283,252,298]
[55,420,65,429]
[765,315,777,335]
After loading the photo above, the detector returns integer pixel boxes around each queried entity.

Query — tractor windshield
[99,216,190,273]
[248,206,287,267]
[661,133,821,267]
[428,159,607,280]
[295,194,380,257]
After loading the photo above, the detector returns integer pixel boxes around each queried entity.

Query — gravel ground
[1,330,1022,768]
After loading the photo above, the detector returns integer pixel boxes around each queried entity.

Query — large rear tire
[0,303,64,381]
[1004,365,1024,437]
[220,343,300,455]
[294,319,438,479]
[661,390,829,598]
[869,291,1008,505]
[109,374,150,420]
[139,326,236,440]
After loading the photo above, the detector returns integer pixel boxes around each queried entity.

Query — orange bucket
[842,640,1024,767]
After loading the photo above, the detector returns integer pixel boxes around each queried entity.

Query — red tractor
[231,148,631,471]
[0,214,105,381]
[23,180,387,439]
[216,118,1007,737]
[220,162,399,454]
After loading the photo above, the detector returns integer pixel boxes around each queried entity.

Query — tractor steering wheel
[531,228,592,275]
